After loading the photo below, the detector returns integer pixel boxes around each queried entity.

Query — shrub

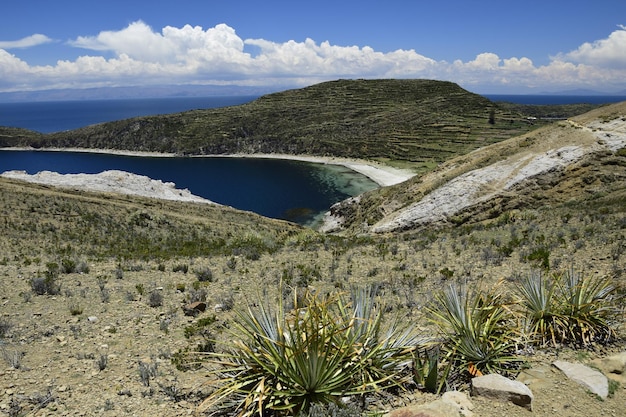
[148,290,163,308]
[198,286,420,416]
[68,301,84,316]
[428,282,520,380]
[525,246,550,270]
[135,283,145,296]
[61,258,77,274]
[186,287,207,304]
[31,262,62,295]
[194,266,214,282]
[0,318,12,338]
[30,276,61,296]
[96,354,108,371]
[1,346,23,369]
[517,270,620,347]
[138,360,158,387]
[172,264,189,274]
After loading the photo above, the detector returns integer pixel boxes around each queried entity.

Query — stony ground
[0,219,624,416]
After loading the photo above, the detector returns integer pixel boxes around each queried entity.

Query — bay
[0,150,378,226]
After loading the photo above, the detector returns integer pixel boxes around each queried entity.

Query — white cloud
[0,34,53,49]
[557,25,626,69]
[1,22,625,94]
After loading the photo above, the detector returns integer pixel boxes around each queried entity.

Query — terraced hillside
[7,79,544,173]
[324,101,626,234]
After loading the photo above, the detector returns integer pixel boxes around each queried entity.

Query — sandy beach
[1,147,416,187]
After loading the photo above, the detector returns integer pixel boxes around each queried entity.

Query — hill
[323,101,626,234]
[8,79,548,174]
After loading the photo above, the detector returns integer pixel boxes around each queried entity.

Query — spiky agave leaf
[428,282,520,377]
[199,286,420,416]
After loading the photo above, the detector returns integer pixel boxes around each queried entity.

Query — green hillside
[11,79,547,173]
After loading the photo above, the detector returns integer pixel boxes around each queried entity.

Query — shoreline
[0,147,416,187]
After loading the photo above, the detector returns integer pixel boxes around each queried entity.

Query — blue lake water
[0,96,380,226]
[0,96,259,134]
[0,150,378,226]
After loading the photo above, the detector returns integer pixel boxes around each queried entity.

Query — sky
[1,0,626,97]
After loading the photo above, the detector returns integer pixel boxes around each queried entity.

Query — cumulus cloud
[0,34,53,49]
[1,21,625,93]
[557,24,626,69]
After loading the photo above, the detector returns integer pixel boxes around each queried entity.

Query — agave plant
[428,282,520,379]
[555,270,619,346]
[515,272,561,346]
[198,286,421,416]
[412,345,448,394]
[516,270,620,347]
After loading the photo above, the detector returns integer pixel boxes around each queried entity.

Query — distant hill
[0,84,277,103]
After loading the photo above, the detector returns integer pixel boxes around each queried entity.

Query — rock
[441,391,473,417]
[591,351,626,378]
[516,364,553,390]
[387,398,460,417]
[471,373,534,411]
[182,302,206,317]
[384,391,473,417]
[553,360,609,399]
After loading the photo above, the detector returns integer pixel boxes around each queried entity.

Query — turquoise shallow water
[0,150,378,226]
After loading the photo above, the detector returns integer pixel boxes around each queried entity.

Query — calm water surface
[0,150,378,226]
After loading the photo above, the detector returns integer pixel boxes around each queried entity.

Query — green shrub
[199,286,420,416]
[525,247,550,270]
[428,282,520,379]
[516,270,619,347]
[135,283,145,296]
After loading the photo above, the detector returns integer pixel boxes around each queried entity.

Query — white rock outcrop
[370,113,626,233]
[1,169,215,205]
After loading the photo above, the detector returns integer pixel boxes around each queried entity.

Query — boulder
[387,398,460,417]
[471,373,534,411]
[553,360,609,399]
[183,301,206,317]
[441,391,473,417]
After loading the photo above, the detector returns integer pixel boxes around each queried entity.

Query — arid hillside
[0,98,624,417]
[324,101,626,234]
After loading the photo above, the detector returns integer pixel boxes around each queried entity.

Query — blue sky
[1,0,625,95]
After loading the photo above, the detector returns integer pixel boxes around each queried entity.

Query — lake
[0,150,378,226]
